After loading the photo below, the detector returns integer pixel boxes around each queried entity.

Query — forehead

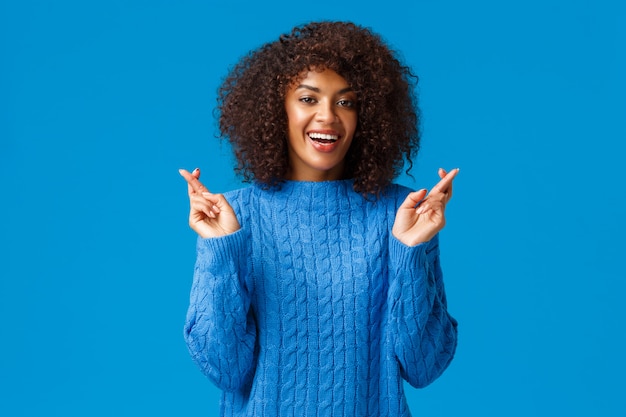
[289,68,352,91]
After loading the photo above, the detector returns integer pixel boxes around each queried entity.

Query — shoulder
[384,183,413,197]
[223,185,253,202]
[380,183,414,208]
[221,185,257,219]
[222,183,277,217]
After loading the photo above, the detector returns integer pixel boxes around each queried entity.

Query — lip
[307,129,341,137]
[307,129,342,153]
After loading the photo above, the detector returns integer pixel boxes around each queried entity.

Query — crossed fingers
[179,168,209,196]
[430,167,459,202]
[415,168,459,214]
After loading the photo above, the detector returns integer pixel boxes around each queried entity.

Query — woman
[180,21,458,417]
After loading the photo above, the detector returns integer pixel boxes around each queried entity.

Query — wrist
[392,230,435,247]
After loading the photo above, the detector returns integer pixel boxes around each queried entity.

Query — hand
[179,168,241,238]
[392,168,459,246]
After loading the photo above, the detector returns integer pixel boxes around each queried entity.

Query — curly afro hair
[217,21,421,197]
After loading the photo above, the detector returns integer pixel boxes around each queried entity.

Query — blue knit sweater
[184,179,457,416]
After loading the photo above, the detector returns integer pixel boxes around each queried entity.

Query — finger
[416,201,428,215]
[438,167,454,201]
[202,192,221,213]
[399,189,428,209]
[430,168,459,195]
[179,168,209,195]
[190,195,218,219]
[416,199,444,216]
[437,168,450,199]
[184,169,195,196]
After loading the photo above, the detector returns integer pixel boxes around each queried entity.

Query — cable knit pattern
[184,179,458,417]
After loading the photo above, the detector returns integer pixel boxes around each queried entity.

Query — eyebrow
[296,84,355,94]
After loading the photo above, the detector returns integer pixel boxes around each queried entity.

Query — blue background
[1,0,625,415]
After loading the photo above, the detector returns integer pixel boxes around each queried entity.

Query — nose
[316,101,338,124]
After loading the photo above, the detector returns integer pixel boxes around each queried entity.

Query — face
[284,68,358,182]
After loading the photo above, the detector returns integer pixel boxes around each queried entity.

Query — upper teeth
[309,133,338,140]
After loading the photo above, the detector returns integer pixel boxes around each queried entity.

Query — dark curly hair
[217,21,420,197]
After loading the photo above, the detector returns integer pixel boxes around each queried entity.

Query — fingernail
[193,168,199,173]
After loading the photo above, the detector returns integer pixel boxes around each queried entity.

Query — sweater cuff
[196,230,247,268]
[389,233,439,270]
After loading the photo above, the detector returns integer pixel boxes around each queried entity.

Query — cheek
[286,112,306,145]
[286,107,305,130]
[344,113,358,137]
[289,112,316,142]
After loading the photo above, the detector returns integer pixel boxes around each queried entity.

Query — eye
[337,99,355,108]
[299,96,317,104]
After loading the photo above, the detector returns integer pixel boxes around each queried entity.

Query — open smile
[307,131,342,153]
[308,132,339,143]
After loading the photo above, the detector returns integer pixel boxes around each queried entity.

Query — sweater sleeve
[183,230,256,391]
[387,233,458,388]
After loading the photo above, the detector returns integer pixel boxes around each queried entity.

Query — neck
[285,164,346,182]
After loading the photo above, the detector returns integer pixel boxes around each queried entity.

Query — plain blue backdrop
[1,0,624,416]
